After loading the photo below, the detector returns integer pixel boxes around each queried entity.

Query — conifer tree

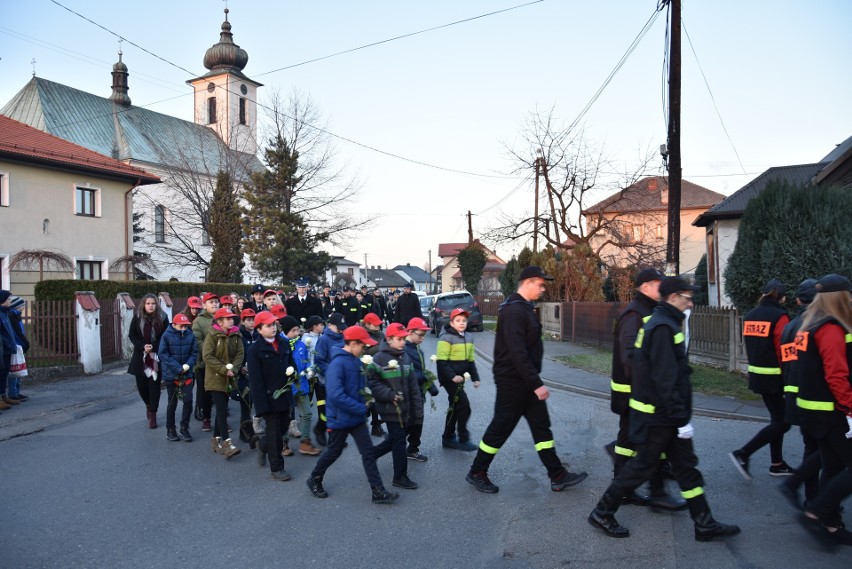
[207,171,244,283]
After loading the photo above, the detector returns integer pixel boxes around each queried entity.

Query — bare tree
[10,249,74,281]
[261,88,363,248]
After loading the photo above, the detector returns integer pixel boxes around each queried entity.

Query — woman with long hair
[796,274,852,547]
[182,296,202,324]
[128,294,169,428]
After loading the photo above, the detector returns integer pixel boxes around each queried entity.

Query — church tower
[187,8,262,155]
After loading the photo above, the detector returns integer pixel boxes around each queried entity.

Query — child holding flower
[436,308,481,452]
[158,312,198,442]
[282,316,322,456]
[366,323,424,489]
[203,307,244,459]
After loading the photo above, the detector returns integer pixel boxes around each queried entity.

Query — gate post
[74,291,102,374]
[118,293,136,359]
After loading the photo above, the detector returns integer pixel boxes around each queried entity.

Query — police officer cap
[762,279,786,296]
[251,284,265,293]
[815,274,852,294]
[518,266,554,282]
[294,278,310,288]
[659,276,699,298]
[635,267,665,287]
[795,279,818,304]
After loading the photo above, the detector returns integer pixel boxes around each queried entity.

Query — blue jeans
[311,422,383,488]
[7,375,21,397]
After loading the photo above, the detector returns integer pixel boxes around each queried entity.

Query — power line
[682,20,747,175]
[474,172,533,215]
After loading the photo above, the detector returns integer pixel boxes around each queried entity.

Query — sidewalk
[473,330,770,423]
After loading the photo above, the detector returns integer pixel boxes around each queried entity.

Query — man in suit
[284,279,324,322]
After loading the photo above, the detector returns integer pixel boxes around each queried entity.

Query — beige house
[583,176,725,275]
[0,115,159,298]
[437,241,506,293]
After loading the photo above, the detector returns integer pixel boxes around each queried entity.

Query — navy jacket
[492,293,543,391]
[246,338,293,417]
[0,306,20,357]
[158,325,199,382]
[366,346,424,425]
[314,327,344,378]
[324,347,369,429]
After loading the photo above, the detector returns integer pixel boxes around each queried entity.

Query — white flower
[430,355,437,362]
[463,372,471,381]
[225,363,233,371]
[182,364,190,371]
[306,369,314,378]
[301,317,306,322]
[360,355,373,365]
[388,359,399,369]
[285,366,295,376]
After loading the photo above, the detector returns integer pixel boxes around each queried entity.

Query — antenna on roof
[31,58,36,77]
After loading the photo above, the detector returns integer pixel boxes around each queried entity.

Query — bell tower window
[207,97,217,124]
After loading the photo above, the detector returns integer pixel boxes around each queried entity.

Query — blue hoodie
[324,346,369,429]
[158,324,199,382]
[314,327,344,378]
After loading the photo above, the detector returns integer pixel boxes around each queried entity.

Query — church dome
[203,8,249,73]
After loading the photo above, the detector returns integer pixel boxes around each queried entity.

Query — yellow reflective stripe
[673,332,684,344]
[610,380,631,393]
[796,397,835,411]
[846,333,852,343]
[642,315,652,323]
[783,385,798,394]
[614,446,637,457]
[681,486,704,500]
[748,365,781,375]
[534,440,555,452]
[634,328,645,349]
[479,441,500,454]
[317,400,326,406]
[660,452,668,460]
[319,413,327,421]
[629,398,655,413]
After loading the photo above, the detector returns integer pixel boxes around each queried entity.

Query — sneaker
[307,476,328,498]
[252,416,266,435]
[298,440,321,456]
[289,419,301,438]
[769,462,795,477]
[550,470,588,491]
[444,438,477,452]
[201,419,212,432]
[178,427,193,442]
[728,450,751,481]
[271,469,292,482]
[392,476,419,490]
[371,424,385,437]
[466,471,499,493]
[281,442,294,457]
[10,394,28,402]
[166,428,179,442]
[371,486,400,504]
[442,435,458,448]
[407,452,428,462]
[457,440,478,452]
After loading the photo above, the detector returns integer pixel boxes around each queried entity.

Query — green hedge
[34,279,265,301]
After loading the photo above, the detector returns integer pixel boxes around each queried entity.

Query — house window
[154,205,166,243]
[75,187,97,216]
[655,224,664,240]
[76,260,103,280]
[201,228,211,246]
[239,97,247,125]
[347,268,354,276]
[706,230,716,285]
[632,224,644,242]
[207,97,217,124]
[0,172,8,206]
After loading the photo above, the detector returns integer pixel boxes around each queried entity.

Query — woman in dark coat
[128,293,169,428]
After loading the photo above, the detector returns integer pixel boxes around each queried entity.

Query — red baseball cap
[363,313,383,326]
[213,307,236,320]
[343,325,377,346]
[385,322,408,338]
[187,296,202,309]
[450,307,470,319]
[270,304,287,319]
[406,317,430,331]
[202,292,219,303]
[172,313,191,326]
[219,296,234,305]
[263,289,279,298]
[240,308,256,319]
[254,312,277,328]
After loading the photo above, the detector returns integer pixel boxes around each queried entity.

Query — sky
[2,0,850,275]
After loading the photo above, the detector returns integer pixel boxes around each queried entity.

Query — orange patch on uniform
[794,331,809,352]
[743,321,770,337]
[780,342,798,362]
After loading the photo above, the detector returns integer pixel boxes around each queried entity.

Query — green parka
[202,324,244,393]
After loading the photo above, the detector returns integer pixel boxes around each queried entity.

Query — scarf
[142,316,159,381]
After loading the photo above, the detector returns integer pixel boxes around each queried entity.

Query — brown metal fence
[475,293,504,318]
[564,302,625,348]
[18,300,79,367]
[99,298,122,363]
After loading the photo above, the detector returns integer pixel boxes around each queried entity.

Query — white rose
[388,359,399,369]
[463,372,471,380]
[225,363,233,371]
[301,318,306,322]
[182,364,190,371]
[285,366,295,376]
[430,355,437,362]
[361,355,373,365]
[306,369,314,378]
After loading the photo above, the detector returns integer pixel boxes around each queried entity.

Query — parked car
[430,290,483,334]
[419,295,436,326]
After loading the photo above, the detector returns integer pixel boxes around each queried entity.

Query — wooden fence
[16,300,79,367]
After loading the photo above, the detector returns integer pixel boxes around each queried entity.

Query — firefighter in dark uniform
[339,287,362,327]
[729,279,793,480]
[466,266,588,494]
[606,268,684,510]
[777,279,823,510]
[589,276,740,542]
[794,274,852,548]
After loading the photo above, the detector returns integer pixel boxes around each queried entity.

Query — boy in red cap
[306,326,399,504]
[404,317,438,461]
[192,293,219,430]
[366,322,424,490]
[202,307,244,459]
[237,308,257,441]
[362,311,386,437]
[158,312,198,442]
[437,307,481,451]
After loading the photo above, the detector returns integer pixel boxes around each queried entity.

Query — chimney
[659,179,668,205]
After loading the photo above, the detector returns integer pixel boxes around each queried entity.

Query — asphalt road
[0,333,847,568]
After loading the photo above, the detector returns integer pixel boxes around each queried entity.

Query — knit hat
[8,296,25,311]
[0,290,11,305]
[280,315,300,334]
[305,315,325,329]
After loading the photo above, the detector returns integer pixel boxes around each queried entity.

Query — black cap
[659,276,699,298]
[403,282,412,288]
[305,315,325,329]
[762,279,786,297]
[280,315,300,333]
[796,279,818,304]
[518,266,554,282]
[328,312,347,330]
[0,290,11,304]
[251,284,265,293]
[815,274,852,294]
[635,267,665,287]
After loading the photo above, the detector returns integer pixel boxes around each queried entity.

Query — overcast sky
[2,0,850,274]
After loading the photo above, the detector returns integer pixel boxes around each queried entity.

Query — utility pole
[665,0,682,276]
[467,210,474,244]
[364,253,368,288]
[533,149,541,253]
[428,249,432,293]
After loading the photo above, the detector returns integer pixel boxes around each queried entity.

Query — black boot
[306,475,328,498]
[688,494,741,542]
[647,473,687,511]
[588,490,630,538]
[371,485,399,504]
[313,423,327,446]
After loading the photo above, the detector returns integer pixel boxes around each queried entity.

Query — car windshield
[437,294,473,309]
